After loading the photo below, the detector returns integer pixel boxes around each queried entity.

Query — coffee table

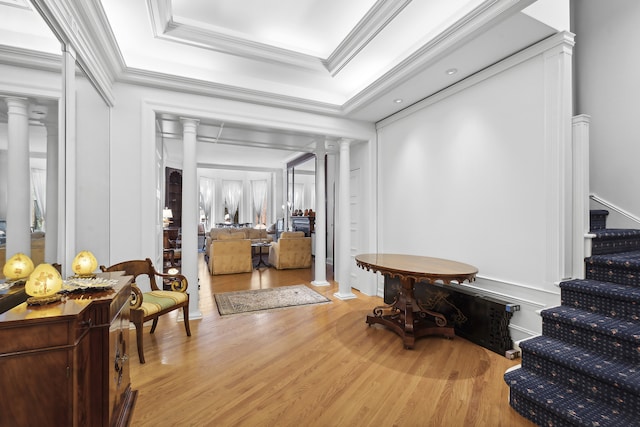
[251,242,272,269]
[355,253,478,349]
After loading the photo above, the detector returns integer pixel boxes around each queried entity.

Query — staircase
[504,210,640,426]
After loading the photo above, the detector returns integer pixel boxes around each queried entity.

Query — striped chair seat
[141,291,189,317]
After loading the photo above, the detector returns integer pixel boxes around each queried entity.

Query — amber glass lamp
[25,263,63,305]
[72,250,98,278]
[2,253,35,284]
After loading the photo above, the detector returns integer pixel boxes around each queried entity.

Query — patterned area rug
[215,285,331,316]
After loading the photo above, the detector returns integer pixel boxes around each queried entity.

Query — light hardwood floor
[129,254,535,427]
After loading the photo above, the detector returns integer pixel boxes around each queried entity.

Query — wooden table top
[355,253,478,284]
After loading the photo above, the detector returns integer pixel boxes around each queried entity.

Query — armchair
[100,258,191,363]
[268,231,312,270]
[208,234,252,275]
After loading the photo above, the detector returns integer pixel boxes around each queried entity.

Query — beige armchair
[208,232,252,275]
[268,231,312,270]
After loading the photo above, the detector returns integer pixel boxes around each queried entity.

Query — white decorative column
[61,46,76,276]
[44,118,58,263]
[180,118,202,319]
[312,141,328,286]
[5,97,31,257]
[543,32,574,284]
[283,165,289,231]
[334,139,356,300]
[572,114,591,279]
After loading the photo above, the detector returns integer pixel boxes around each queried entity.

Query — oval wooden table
[356,253,478,349]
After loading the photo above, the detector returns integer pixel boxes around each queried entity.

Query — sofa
[205,227,273,275]
[268,231,312,270]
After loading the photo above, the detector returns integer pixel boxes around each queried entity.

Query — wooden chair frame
[100,258,191,363]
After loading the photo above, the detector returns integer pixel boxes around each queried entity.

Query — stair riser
[590,211,608,231]
[521,352,640,413]
[508,388,576,427]
[586,265,640,288]
[541,321,640,365]
[592,239,640,255]
[561,289,640,322]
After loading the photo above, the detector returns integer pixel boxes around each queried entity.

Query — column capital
[314,139,326,156]
[5,97,29,113]
[180,117,200,134]
[338,138,354,149]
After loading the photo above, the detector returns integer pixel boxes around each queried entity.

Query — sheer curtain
[293,183,304,211]
[199,177,215,229]
[31,168,46,231]
[310,181,316,210]
[251,179,267,226]
[222,180,242,221]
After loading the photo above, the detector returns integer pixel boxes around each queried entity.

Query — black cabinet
[290,216,315,237]
[165,167,182,229]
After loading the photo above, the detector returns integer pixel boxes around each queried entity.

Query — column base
[333,291,357,300]
[311,280,330,287]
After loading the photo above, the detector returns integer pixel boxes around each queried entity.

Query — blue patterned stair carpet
[504,210,640,426]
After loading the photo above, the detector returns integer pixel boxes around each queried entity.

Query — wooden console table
[0,273,137,426]
[356,254,478,349]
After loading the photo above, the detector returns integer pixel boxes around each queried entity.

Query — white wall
[372,33,574,341]
[573,0,640,229]
[75,71,111,265]
[378,57,546,283]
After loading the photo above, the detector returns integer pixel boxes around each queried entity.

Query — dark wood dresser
[0,273,137,427]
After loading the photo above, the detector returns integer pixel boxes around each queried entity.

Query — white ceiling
[0,0,558,169]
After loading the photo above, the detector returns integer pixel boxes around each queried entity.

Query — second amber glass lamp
[25,263,63,305]
[72,250,98,278]
[2,253,35,284]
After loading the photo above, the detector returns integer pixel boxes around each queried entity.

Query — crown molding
[31,0,115,105]
[376,31,574,130]
[324,0,412,76]
[147,0,411,75]
[0,44,61,72]
[147,0,324,71]
[343,0,536,116]
[196,163,282,173]
[0,0,29,9]
[118,66,346,117]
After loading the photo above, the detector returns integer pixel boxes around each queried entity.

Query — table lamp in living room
[163,207,173,228]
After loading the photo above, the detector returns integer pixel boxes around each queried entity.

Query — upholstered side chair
[100,258,191,363]
[268,231,312,269]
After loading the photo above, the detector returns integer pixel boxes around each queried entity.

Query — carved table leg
[366,275,454,349]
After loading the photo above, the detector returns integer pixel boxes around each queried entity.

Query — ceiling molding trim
[0,45,61,73]
[196,163,282,173]
[377,31,573,130]
[82,0,128,80]
[118,67,346,117]
[147,0,172,35]
[343,0,536,116]
[324,0,412,76]
[161,130,318,153]
[201,137,316,153]
[32,0,115,105]
[147,0,324,71]
[0,0,29,9]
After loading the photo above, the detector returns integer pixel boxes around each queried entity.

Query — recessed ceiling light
[393,99,403,104]
[446,68,458,75]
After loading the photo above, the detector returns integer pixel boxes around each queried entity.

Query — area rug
[215,284,331,316]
